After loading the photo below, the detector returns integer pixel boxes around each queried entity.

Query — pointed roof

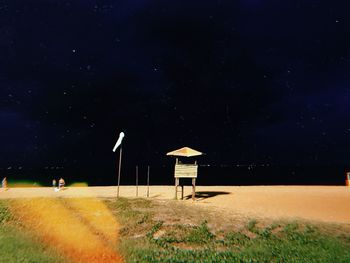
[166,147,203,157]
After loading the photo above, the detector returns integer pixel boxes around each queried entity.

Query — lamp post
[113,132,125,197]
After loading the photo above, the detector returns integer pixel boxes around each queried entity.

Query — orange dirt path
[7,190,123,263]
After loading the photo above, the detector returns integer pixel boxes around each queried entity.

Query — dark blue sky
[1,1,350,178]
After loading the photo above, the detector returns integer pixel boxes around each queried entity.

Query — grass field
[1,198,350,263]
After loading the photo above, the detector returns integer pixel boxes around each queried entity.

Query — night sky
[1,1,350,184]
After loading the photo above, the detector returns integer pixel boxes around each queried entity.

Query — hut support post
[192,178,196,201]
[175,178,179,199]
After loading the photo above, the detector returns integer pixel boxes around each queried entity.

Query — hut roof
[166,147,203,157]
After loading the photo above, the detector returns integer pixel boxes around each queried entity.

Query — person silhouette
[2,177,8,190]
[52,179,57,189]
[58,178,65,190]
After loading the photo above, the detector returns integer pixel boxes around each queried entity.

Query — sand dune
[1,185,349,224]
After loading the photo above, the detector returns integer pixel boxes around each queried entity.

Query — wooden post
[117,146,122,198]
[147,165,150,197]
[136,165,138,197]
[174,159,178,199]
[181,184,184,200]
[192,178,196,201]
[175,178,179,199]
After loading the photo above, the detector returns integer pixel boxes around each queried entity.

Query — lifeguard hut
[166,147,203,200]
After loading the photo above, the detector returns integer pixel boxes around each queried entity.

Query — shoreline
[1,185,349,224]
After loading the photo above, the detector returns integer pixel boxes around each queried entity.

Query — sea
[1,164,348,187]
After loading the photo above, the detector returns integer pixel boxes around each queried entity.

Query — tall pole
[147,165,150,197]
[136,165,139,197]
[117,146,123,197]
[113,131,125,197]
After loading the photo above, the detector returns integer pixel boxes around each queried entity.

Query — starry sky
[1,1,350,183]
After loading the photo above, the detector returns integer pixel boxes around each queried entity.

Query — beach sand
[1,185,349,224]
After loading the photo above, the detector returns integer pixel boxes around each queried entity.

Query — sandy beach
[1,185,349,224]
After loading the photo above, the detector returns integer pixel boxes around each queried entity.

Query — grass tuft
[185,221,215,244]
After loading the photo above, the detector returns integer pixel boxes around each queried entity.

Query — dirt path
[6,190,123,263]
[1,185,350,224]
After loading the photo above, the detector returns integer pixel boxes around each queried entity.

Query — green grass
[0,201,13,224]
[1,198,350,263]
[108,198,350,263]
[0,226,67,263]
[0,201,66,263]
[118,221,350,263]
